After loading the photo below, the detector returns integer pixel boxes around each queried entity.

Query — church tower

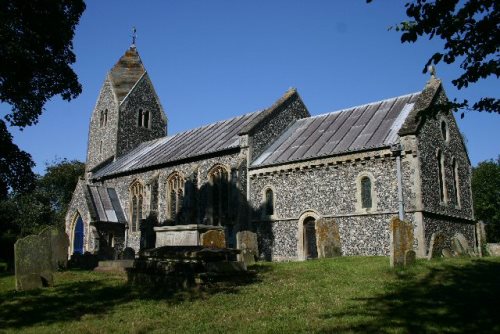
[86,46,167,173]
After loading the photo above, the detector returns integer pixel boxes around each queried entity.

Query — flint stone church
[65,46,475,261]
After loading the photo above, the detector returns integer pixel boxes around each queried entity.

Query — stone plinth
[154,225,225,248]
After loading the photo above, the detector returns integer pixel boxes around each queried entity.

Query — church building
[65,46,475,261]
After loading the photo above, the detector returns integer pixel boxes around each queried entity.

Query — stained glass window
[361,177,372,209]
[265,188,274,216]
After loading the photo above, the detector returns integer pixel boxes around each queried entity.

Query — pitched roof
[87,186,126,223]
[92,109,266,179]
[109,47,146,102]
[251,92,420,168]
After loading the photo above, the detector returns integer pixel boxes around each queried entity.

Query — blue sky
[4,1,499,174]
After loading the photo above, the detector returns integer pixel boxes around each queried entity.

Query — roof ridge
[310,91,420,119]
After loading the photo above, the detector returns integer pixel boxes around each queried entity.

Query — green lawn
[1,257,499,333]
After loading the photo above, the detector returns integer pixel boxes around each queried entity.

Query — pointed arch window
[437,150,447,203]
[209,165,229,226]
[138,109,150,128]
[167,172,185,221]
[100,109,108,127]
[130,180,144,232]
[452,158,460,207]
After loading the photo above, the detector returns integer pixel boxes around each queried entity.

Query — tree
[0,0,86,197]
[367,0,499,117]
[472,156,500,242]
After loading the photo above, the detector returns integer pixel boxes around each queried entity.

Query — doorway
[73,216,84,255]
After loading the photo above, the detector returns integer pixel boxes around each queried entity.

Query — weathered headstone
[404,250,416,266]
[201,230,226,249]
[487,243,500,256]
[122,247,136,260]
[451,233,470,257]
[476,221,487,257]
[427,232,446,259]
[236,231,259,266]
[442,248,453,258]
[41,228,69,270]
[390,217,414,267]
[315,218,342,258]
[15,228,54,291]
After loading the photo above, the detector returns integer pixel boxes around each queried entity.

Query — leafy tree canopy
[472,156,500,224]
[368,0,499,117]
[0,0,85,199]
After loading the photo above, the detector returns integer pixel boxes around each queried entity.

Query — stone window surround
[261,185,277,220]
[69,211,86,255]
[129,179,145,232]
[355,171,378,214]
[452,157,461,209]
[436,149,448,205]
[137,108,151,129]
[297,210,321,261]
[440,117,449,143]
[207,163,231,226]
[166,171,185,221]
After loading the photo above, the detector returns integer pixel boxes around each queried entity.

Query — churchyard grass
[0,256,499,333]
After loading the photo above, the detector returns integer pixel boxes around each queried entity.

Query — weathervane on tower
[131,26,137,47]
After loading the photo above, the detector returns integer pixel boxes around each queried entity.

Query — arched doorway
[297,211,320,260]
[73,215,84,255]
[303,216,318,259]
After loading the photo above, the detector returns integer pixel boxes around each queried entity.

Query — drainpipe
[391,143,405,220]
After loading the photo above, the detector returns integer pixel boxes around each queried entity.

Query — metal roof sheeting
[251,92,420,167]
[93,110,266,179]
[88,186,126,223]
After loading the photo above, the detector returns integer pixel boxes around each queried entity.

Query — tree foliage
[472,157,500,222]
[0,0,85,199]
[367,0,499,116]
[472,156,500,242]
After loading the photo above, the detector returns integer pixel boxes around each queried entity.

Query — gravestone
[476,222,487,257]
[236,231,259,266]
[486,243,500,256]
[122,247,136,260]
[427,232,446,259]
[15,228,54,290]
[201,230,226,249]
[451,233,471,257]
[315,218,342,258]
[442,248,453,258]
[404,250,416,266]
[41,228,69,270]
[390,217,414,267]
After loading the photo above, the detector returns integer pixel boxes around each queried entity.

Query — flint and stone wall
[249,152,419,260]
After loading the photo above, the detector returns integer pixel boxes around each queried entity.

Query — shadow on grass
[319,259,500,333]
[0,265,270,330]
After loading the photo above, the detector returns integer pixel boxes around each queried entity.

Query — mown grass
[0,257,499,333]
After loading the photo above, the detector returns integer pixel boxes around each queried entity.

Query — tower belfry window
[99,109,108,127]
[138,109,150,128]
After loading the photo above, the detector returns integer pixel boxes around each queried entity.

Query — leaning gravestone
[236,231,259,266]
[315,218,342,258]
[390,217,414,267]
[451,233,471,257]
[404,250,416,266]
[201,230,226,249]
[442,248,453,258]
[427,232,446,259]
[15,228,55,290]
[122,247,136,260]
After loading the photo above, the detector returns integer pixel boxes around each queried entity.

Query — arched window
[138,109,150,128]
[99,109,108,127]
[441,120,448,141]
[130,180,144,232]
[437,150,446,203]
[452,158,460,207]
[167,172,184,221]
[73,215,84,255]
[361,176,372,209]
[265,188,274,216]
[209,165,229,226]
